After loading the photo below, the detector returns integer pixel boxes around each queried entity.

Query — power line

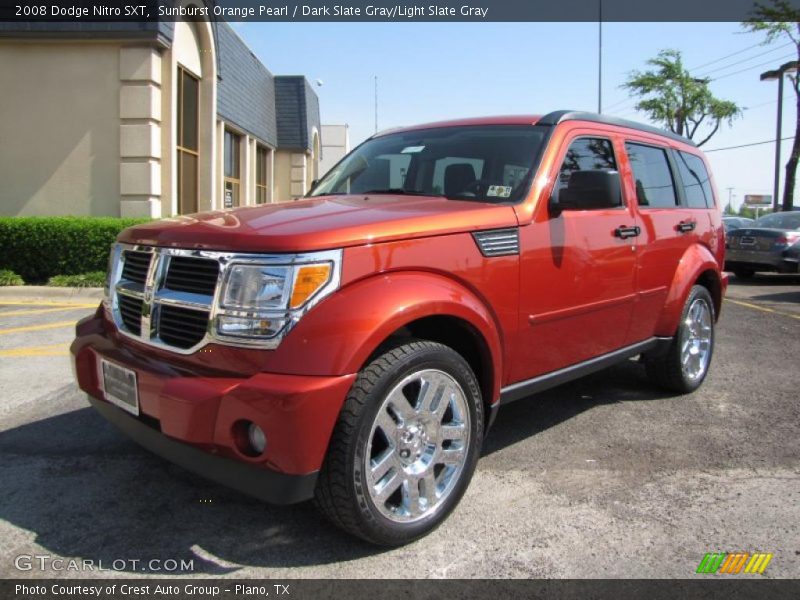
[694,42,794,79]
[704,135,794,152]
[687,41,766,71]
[709,53,798,81]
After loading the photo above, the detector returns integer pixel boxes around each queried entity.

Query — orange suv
[72,111,727,545]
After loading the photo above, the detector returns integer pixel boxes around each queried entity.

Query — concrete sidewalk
[0,286,103,302]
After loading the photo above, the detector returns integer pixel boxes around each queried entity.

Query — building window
[224,129,241,208]
[256,145,269,204]
[177,66,199,215]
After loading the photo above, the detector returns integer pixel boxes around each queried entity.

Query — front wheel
[314,340,484,546]
[644,285,715,393]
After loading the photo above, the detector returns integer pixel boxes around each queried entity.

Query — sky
[236,21,798,211]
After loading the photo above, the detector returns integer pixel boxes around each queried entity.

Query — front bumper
[71,310,357,504]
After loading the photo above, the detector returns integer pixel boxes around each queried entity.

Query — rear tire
[733,268,755,279]
[644,285,715,394]
[314,340,483,546]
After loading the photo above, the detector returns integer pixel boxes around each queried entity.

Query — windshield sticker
[487,185,512,198]
[401,145,425,154]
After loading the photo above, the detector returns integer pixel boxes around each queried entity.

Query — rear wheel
[644,285,715,393]
[314,340,483,546]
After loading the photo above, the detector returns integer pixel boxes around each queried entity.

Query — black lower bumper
[88,395,318,505]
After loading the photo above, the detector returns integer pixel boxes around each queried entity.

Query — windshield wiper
[362,188,437,196]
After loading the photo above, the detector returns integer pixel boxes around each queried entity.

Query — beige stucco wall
[0,43,121,216]
[274,150,294,202]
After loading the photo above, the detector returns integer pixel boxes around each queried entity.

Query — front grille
[164,256,219,295]
[121,250,152,284]
[158,305,209,349]
[118,294,143,335]
[112,247,220,352]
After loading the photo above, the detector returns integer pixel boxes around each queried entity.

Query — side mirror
[550,170,622,214]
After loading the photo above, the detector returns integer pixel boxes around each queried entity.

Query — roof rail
[538,110,697,147]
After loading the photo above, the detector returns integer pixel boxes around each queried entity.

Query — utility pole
[374,75,378,134]
[598,0,602,113]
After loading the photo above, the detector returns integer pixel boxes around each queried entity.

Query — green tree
[743,0,800,211]
[622,49,742,147]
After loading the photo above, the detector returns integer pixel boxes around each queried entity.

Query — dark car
[722,216,755,232]
[725,211,800,278]
[783,240,800,272]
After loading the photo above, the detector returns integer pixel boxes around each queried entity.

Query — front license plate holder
[100,359,139,416]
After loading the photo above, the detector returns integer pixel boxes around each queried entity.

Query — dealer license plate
[100,359,139,416]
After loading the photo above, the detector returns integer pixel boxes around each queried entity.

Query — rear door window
[675,151,715,208]
[624,142,678,208]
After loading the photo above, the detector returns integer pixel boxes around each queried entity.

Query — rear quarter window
[675,151,716,209]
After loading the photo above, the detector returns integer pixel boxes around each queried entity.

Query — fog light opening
[233,420,267,457]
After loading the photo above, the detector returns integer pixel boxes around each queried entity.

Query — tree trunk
[783,91,800,212]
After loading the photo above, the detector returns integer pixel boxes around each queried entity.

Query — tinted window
[556,137,617,193]
[676,151,715,208]
[625,143,678,208]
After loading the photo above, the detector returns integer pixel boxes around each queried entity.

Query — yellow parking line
[0,306,94,317]
[726,298,800,321]
[0,343,69,357]
[0,300,98,308]
[0,321,77,335]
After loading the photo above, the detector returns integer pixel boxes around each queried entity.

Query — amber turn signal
[290,264,332,308]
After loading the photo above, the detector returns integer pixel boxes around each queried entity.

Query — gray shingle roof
[215,23,277,147]
[274,76,321,152]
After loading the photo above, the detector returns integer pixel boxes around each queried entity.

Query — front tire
[314,340,484,546]
[644,285,715,393]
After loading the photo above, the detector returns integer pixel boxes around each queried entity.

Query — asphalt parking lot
[0,274,798,579]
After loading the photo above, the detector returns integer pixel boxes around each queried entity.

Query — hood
[118,194,519,253]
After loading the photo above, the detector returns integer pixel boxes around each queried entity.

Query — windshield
[754,212,800,230]
[310,125,547,203]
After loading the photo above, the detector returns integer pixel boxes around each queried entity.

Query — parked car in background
[722,216,755,232]
[783,240,800,273]
[725,211,800,278]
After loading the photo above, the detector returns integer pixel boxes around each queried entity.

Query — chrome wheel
[680,298,712,382]
[365,368,471,523]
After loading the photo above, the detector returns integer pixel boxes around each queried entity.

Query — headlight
[222,265,292,310]
[214,250,340,344]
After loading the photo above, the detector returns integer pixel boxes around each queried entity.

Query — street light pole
[760,60,798,212]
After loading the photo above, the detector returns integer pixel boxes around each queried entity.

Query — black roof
[538,110,697,147]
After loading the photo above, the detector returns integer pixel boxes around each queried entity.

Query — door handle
[614,225,641,239]
[677,220,697,233]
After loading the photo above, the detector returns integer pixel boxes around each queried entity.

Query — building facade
[0,20,321,218]
[319,124,350,177]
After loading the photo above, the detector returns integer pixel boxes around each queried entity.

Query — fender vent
[472,228,520,257]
